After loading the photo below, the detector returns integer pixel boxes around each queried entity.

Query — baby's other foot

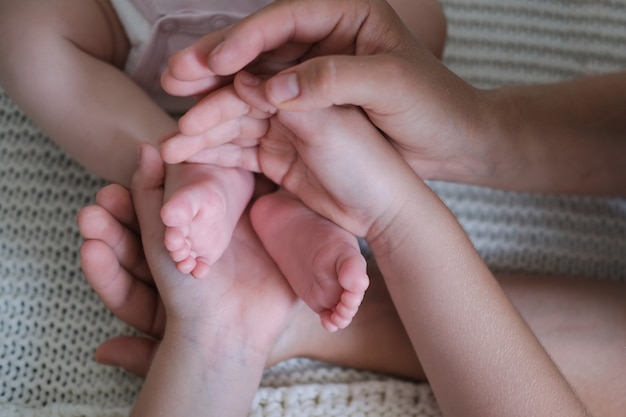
[161,163,253,278]
[251,189,369,332]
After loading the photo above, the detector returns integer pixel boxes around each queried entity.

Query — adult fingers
[264,53,423,115]
[131,145,167,248]
[163,41,306,98]
[80,238,165,337]
[161,67,229,98]
[160,116,268,164]
[186,144,262,173]
[173,0,389,77]
[95,336,158,378]
[94,183,139,233]
[131,144,188,285]
[77,203,150,281]
[177,84,271,136]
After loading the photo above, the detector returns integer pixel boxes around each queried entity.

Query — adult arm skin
[365,169,592,416]
[476,73,626,196]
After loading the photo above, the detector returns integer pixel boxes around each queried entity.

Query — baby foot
[251,189,369,332]
[161,163,254,278]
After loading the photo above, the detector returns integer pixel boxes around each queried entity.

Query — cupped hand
[78,145,299,374]
[175,75,421,241]
[161,0,491,184]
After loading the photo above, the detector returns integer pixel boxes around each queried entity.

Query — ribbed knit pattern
[1,0,625,415]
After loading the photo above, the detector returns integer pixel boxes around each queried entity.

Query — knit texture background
[1,0,625,415]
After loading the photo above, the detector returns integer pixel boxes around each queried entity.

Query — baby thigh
[0,0,129,76]
[0,0,177,186]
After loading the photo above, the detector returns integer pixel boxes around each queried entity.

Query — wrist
[166,318,271,365]
[364,173,433,256]
[131,323,267,417]
[477,86,536,187]
[427,84,540,191]
[479,78,626,195]
[404,79,519,189]
[435,86,529,189]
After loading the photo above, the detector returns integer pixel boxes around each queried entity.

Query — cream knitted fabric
[1,0,625,416]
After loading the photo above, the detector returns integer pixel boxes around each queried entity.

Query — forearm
[131,324,266,417]
[367,177,590,416]
[472,72,626,196]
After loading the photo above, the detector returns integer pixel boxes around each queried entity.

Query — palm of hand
[134,146,298,349]
[255,106,409,239]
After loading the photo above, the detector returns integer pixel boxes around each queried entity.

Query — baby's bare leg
[251,189,369,332]
[0,0,176,187]
[161,163,254,278]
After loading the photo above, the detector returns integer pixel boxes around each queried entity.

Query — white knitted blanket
[1,0,625,415]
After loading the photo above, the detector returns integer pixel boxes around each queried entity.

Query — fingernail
[157,130,178,146]
[239,71,261,87]
[208,40,224,61]
[269,73,300,104]
[137,144,144,166]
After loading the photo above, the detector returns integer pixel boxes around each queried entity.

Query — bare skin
[0,0,370,315]
[159,0,626,339]
[159,0,448,329]
[161,0,626,197]
[77,0,625,415]
[161,163,254,275]
[156,0,449,284]
[87,146,301,416]
[79,180,626,417]
[0,0,249,277]
[82,71,589,415]
[251,189,369,331]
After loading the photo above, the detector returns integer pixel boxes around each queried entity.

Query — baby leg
[0,0,176,188]
[251,188,369,332]
[162,163,254,278]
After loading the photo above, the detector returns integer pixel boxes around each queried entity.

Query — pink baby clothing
[111,0,272,113]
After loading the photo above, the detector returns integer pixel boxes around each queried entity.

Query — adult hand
[79,147,296,415]
[169,76,422,241]
[160,0,489,185]
[78,180,161,376]
[163,0,626,196]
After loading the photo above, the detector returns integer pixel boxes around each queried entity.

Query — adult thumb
[264,54,417,115]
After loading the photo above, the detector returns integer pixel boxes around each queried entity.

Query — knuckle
[310,57,339,97]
